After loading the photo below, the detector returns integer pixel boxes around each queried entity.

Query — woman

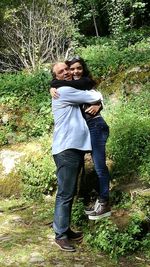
[50,57,111,220]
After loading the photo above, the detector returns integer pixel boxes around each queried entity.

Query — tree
[73,0,149,38]
[0,0,76,71]
[73,0,109,37]
[106,0,148,38]
[107,0,125,37]
[89,0,99,37]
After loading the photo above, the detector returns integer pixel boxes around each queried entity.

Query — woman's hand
[50,87,60,99]
[85,104,102,115]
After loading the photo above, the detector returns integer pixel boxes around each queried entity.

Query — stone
[0,234,12,242]
[29,252,45,263]
[1,114,9,124]
[0,150,24,175]
[126,67,141,73]
[44,195,52,203]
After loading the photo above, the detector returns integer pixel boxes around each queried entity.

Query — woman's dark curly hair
[65,56,90,77]
[65,56,96,87]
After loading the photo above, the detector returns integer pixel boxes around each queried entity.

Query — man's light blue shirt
[52,86,103,155]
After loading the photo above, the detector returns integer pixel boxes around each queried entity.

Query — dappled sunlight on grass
[0,197,149,267]
[0,198,116,267]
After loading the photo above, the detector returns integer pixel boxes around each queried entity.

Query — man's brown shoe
[55,238,76,252]
[67,229,83,242]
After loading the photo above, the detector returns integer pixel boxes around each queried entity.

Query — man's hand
[85,104,102,115]
[50,87,60,99]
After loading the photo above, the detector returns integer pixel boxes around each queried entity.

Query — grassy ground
[0,197,149,267]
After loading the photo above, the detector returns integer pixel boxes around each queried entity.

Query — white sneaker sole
[84,199,100,215]
[88,211,111,220]
[84,210,94,215]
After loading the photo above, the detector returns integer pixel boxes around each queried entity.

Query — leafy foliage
[71,198,87,226]
[73,0,150,38]
[85,214,148,259]
[77,38,150,78]
[16,136,57,200]
[106,85,150,184]
[71,191,150,259]
[0,70,53,145]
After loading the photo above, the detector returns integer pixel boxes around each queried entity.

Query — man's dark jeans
[53,149,84,239]
[87,116,110,201]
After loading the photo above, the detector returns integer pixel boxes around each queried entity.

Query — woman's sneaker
[88,201,111,220]
[84,199,100,215]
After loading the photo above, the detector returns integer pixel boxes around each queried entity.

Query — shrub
[0,125,14,145]
[0,70,51,100]
[16,136,57,199]
[76,39,150,79]
[71,198,87,226]
[113,27,150,49]
[19,154,56,200]
[106,87,150,184]
[0,70,53,145]
[86,214,146,259]
[77,43,120,78]
[139,159,150,186]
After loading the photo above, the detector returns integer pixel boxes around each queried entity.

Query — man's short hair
[51,62,66,79]
[51,63,57,79]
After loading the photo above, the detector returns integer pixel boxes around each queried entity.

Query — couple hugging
[50,57,111,252]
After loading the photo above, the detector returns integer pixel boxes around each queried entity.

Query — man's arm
[55,86,103,105]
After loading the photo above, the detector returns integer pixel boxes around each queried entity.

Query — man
[51,62,103,252]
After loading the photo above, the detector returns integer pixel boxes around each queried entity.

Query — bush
[0,70,53,145]
[77,43,120,78]
[106,87,150,184]
[139,159,150,186]
[0,70,51,100]
[86,214,147,259]
[113,27,150,49]
[76,39,150,79]
[71,198,87,226]
[20,154,56,199]
[16,136,57,199]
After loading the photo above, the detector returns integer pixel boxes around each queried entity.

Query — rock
[29,252,45,263]
[1,114,10,124]
[126,67,141,73]
[47,233,55,241]
[38,237,43,241]
[123,65,150,96]
[0,149,24,174]
[10,215,23,224]
[130,188,150,200]
[0,234,12,242]
[44,195,52,203]
[74,265,85,267]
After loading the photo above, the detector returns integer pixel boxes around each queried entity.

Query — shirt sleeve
[56,86,103,105]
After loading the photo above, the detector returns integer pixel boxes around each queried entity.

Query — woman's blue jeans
[53,149,84,239]
[87,116,110,201]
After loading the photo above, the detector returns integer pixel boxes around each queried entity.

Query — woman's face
[70,62,83,80]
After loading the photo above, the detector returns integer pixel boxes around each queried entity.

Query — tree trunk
[90,1,99,37]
